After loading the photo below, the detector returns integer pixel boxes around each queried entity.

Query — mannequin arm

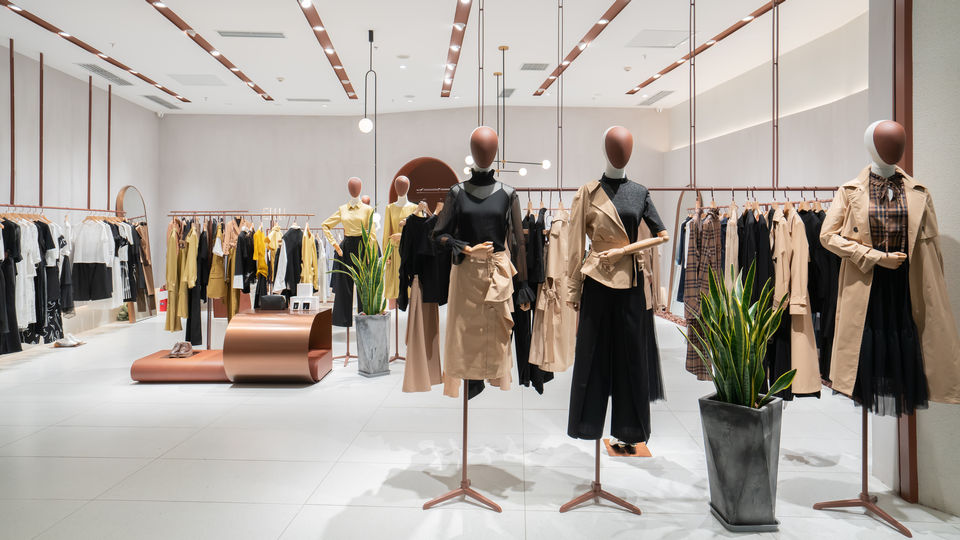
[320,210,342,256]
[819,188,886,273]
[597,230,669,264]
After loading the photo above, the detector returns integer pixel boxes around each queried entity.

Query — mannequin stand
[423,381,501,513]
[813,407,912,538]
[389,305,405,363]
[559,439,641,515]
[333,327,358,366]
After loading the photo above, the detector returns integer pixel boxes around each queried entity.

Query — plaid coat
[684,208,722,380]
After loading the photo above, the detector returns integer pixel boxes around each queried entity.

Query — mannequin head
[347,177,362,198]
[394,176,410,197]
[361,195,371,205]
[469,126,499,171]
[603,126,633,176]
[864,120,906,175]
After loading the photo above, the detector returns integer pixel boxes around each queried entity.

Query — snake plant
[684,262,795,409]
[331,214,392,316]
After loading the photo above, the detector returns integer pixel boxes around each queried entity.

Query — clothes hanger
[526,191,533,216]
[434,200,444,214]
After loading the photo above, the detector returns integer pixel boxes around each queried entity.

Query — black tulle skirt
[851,261,929,417]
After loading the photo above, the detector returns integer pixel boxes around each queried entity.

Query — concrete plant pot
[355,312,390,378]
[699,393,783,532]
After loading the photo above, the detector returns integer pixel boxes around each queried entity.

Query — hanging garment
[723,206,740,289]
[813,210,840,380]
[383,201,418,300]
[0,219,20,354]
[184,230,207,346]
[529,209,577,373]
[135,222,156,301]
[784,209,820,395]
[300,228,320,290]
[330,235,361,326]
[72,220,114,302]
[206,224,227,300]
[516,208,552,393]
[564,176,666,444]
[684,208,722,380]
[433,170,532,398]
[675,216,693,303]
[271,227,304,299]
[821,167,960,411]
[738,209,774,304]
[402,277,442,392]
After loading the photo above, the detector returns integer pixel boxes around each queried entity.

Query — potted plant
[685,262,794,532]
[332,214,392,378]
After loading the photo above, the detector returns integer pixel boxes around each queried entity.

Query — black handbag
[259,294,287,310]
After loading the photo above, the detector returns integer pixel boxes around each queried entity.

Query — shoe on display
[66,334,86,346]
[169,342,184,358]
[177,342,194,358]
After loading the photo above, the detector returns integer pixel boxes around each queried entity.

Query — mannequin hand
[598,247,626,265]
[390,233,402,242]
[877,251,907,269]
[334,243,343,257]
[463,241,494,258]
[566,301,579,312]
[520,303,531,311]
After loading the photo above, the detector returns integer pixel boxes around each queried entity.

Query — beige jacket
[530,211,577,372]
[820,166,960,403]
[564,181,657,305]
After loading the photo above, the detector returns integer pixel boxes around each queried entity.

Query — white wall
[155,105,668,282]
[913,0,960,518]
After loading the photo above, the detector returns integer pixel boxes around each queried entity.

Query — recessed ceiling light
[578,42,587,50]
[450,44,460,51]
[300,0,312,8]
[399,65,407,69]
[454,96,460,99]
[340,79,349,83]
[548,75,557,80]
[324,48,334,54]
[152,2,165,7]
[97,53,108,58]
[461,0,471,4]
[676,58,685,64]
[447,63,455,70]
[444,78,452,84]
[8,5,23,11]
[155,83,162,88]
[247,82,254,87]
[652,73,660,78]
[407,99,413,103]
[561,60,570,66]
[598,19,609,25]
[230,67,239,72]
[641,94,648,98]
[453,22,465,31]
[742,15,754,22]
[129,70,138,74]
[313,25,324,32]
[706,39,716,45]
[211,50,221,56]
[58,31,71,37]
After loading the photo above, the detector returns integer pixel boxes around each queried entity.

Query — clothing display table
[223,308,332,383]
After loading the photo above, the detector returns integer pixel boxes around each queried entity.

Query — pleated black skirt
[852,261,929,417]
[331,235,362,327]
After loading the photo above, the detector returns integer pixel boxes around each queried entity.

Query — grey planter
[699,393,783,532]
[355,312,390,378]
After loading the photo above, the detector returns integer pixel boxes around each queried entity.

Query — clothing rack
[0,203,124,215]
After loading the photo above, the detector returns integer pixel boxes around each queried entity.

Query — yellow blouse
[301,229,320,289]
[321,201,377,246]
[253,229,268,278]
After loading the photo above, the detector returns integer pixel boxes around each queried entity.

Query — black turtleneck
[599,175,666,243]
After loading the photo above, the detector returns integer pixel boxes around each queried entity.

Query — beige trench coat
[820,166,960,403]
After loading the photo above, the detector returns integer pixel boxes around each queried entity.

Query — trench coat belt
[587,240,645,288]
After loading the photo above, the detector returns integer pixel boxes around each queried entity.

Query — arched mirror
[116,185,157,322]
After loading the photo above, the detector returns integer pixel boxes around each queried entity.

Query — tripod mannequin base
[559,481,641,515]
[423,479,502,513]
[814,493,912,537]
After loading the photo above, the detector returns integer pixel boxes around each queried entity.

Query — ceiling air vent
[76,64,132,86]
[520,63,549,71]
[638,90,673,106]
[500,88,515,98]
[142,95,180,110]
[626,29,690,49]
[217,31,285,39]
[286,98,331,102]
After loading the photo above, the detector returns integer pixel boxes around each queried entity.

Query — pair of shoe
[53,334,85,348]
[611,440,637,454]
[169,342,194,358]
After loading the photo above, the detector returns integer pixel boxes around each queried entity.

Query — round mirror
[116,186,157,321]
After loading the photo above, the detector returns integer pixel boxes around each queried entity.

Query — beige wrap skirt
[442,250,517,397]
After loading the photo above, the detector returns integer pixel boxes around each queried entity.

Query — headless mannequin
[567,126,670,310]
[864,120,908,270]
[332,177,363,256]
[462,126,529,311]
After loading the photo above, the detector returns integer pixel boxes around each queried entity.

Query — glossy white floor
[0,310,958,540]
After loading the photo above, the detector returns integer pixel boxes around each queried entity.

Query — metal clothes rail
[0,203,123,214]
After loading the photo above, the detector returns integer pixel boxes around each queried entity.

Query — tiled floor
[0,311,957,540]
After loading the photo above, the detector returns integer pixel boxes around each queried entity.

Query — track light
[300,0,312,8]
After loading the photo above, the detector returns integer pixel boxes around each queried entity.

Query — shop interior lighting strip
[0,0,189,102]
[145,0,272,100]
[625,0,787,95]
[296,0,357,99]
[441,0,473,97]
[534,0,631,96]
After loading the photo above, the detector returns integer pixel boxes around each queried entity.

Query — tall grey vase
[699,394,783,532]
[355,312,390,378]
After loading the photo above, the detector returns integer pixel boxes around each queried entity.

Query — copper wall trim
[0,0,188,102]
[440,0,473,97]
[296,1,357,99]
[222,308,332,383]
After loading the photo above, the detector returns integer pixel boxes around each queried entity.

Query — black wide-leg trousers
[567,277,665,444]
[331,235,361,327]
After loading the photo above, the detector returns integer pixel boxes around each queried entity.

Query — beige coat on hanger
[820,166,960,403]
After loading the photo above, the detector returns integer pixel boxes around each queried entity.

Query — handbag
[259,294,287,310]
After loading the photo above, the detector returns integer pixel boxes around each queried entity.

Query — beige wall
[913,0,960,517]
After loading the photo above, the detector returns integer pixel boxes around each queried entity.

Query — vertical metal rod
[107,84,112,210]
[594,439,601,484]
[861,406,869,496]
[501,46,506,168]
[462,379,469,484]
[495,73,501,166]
[38,52,43,206]
[9,39,14,205]
[206,297,212,350]
[772,0,779,188]
[688,0,696,188]
[87,75,92,209]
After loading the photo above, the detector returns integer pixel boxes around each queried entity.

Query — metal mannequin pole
[559,439,641,514]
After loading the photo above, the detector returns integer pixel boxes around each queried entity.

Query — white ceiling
[1,0,868,116]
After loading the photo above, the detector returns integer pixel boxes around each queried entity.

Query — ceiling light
[548,75,557,80]
[399,65,407,69]
[300,0,312,8]
[444,78,452,84]
[578,42,587,50]
[463,167,471,175]
[313,25,324,32]
[334,65,343,70]
[247,82,254,87]
[676,58,686,64]
[58,32,71,37]
[97,53,108,58]
[154,83,162,88]
[453,22,465,31]
[358,117,373,133]
[152,2,166,7]
[211,50,221,56]
[465,155,474,166]
[450,44,460,51]
[706,39,716,46]
[8,5,22,11]
[519,167,528,177]
[562,60,570,66]
[742,15,754,22]
[324,48,334,54]
[652,73,661,79]
[340,79,349,83]
[230,67,240,72]
[598,19,609,25]
[447,63,456,70]
[461,0,471,4]
[641,94,648,99]
[407,99,413,103]
[130,70,139,74]
[542,160,551,170]
[453,95,460,99]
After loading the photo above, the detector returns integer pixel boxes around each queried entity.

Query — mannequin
[383,176,418,303]
[863,120,908,271]
[564,125,669,445]
[432,125,532,398]
[321,177,376,328]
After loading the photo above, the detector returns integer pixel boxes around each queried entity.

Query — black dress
[737,210,773,303]
[516,208,552,394]
[567,176,666,444]
[1,220,22,354]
